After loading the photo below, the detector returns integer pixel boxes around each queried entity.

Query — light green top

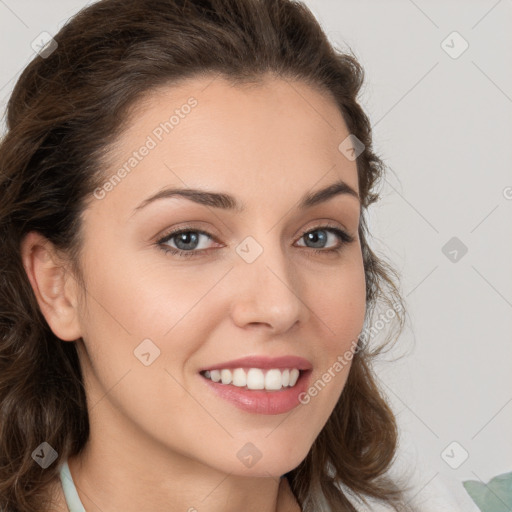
[58,460,86,512]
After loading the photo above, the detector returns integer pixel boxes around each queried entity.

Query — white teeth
[265,369,283,390]
[289,368,300,387]
[247,368,264,389]
[220,369,232,385]
[202,368,303,390]
[232,368,247,387]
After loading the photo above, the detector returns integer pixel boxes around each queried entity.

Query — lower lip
[200,370,312,415]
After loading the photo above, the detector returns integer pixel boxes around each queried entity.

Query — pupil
[306,230,326,248]
[176,232,198,250]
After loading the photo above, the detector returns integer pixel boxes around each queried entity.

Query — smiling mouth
[200,367,306,391]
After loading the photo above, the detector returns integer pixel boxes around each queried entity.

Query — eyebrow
[132,178,360,215]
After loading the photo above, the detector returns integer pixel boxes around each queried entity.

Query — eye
[156,224,355,258]
[295,226,355,254]
[157,228,218,257]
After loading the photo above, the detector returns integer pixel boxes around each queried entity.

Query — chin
[217,447,308,479]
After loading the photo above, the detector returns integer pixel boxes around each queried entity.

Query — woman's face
[72,74,366,478]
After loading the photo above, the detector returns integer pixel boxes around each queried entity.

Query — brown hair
[0,0,411,510]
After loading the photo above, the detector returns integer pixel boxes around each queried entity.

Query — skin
[21,74,366,512]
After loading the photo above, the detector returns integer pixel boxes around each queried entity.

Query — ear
[20,231,82,341]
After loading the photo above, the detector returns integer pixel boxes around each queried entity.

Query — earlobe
[20,231,82,342]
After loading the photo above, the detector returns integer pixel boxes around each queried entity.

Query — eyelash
[156,223,355,259]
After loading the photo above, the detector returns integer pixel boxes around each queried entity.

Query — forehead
[90,74,359,217]
[115,73,353,162]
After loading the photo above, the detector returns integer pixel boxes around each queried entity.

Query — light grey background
[1,0,511,494]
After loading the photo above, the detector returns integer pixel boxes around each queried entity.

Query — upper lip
[199,355,313,372]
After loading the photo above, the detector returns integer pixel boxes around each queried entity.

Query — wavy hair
[0,0,411,510]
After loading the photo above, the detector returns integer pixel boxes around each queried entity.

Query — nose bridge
[229,231,306,330]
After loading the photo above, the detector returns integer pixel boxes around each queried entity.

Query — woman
[0,1,414,510]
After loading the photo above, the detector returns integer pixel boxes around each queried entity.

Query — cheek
[77,242,229,382]
[80,242,205,336]
[74,248,214,440]
[304,252,366,403]
[311,252,366,343]
[293,250,366,403]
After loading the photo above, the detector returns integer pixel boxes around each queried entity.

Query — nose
[229,241,308,333]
